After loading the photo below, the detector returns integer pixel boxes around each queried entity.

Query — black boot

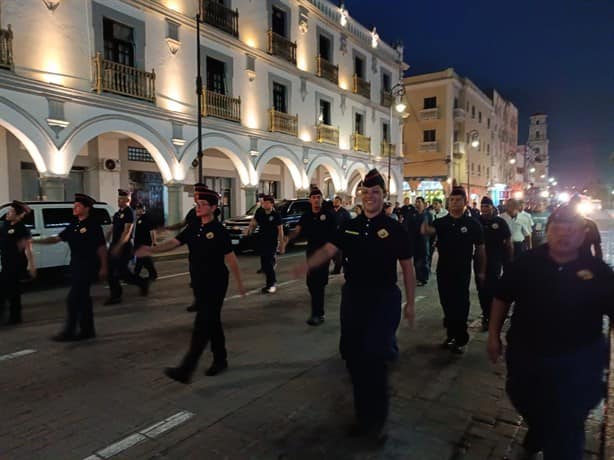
[205,360,228,376]
[164,367,192,384]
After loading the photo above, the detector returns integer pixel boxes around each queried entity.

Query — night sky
[347,0,614,186]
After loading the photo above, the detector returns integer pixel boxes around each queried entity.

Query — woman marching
[136,187,245,383]
[0,201,36,325]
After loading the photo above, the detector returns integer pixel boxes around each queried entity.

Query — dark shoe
[51,332,78,342]
[164,367,192,384]
[522,429,543,454]
[104,297,121,306]
[186,304,198,312]
[440,338,455,350]
[256,268,263,274]
[306,316,325,326]
[449,344,465,355]
[75,331,96,341]
[140,279,150,296]
[205,361,228,376]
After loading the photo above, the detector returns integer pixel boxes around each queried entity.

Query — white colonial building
[0,0,407,223]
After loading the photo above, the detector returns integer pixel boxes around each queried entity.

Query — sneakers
[306,316,325,326]
[205,361,228,376]
[164,367,192,384]
[261,285,277,294]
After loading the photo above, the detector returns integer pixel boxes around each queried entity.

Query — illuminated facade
[0,0,407,222]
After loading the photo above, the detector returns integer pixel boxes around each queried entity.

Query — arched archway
[0,96,53,174]
[305,155,343,193]
[345,161,370,199]
[255,145,306,192]
[60,115,177,181]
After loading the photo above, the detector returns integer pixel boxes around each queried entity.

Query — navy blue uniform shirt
[254,207,282,247]
[496,244,614,355]
[432,214,484,272]
[134,213,153,248]
[330,213,413,288]
[298,208,336,255]
[479,215,511,265]
[0,221,31,274]
[111,206,134,244]
[176,219,232,282]
[59,216,106,281]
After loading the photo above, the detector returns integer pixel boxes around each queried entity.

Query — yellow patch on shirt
[119,213,124,219]
[576,269,594,281]
[138,220,142,224]
[206,232,215,240]
[7,228,15,234]
[344,230,359,235]
[377,228,389,239]
[79,227,87,234]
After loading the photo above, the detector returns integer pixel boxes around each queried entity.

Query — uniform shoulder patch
[344,229,359,235]
[320,214,327,221]
[492,223,499,229]
[138,219,142,224]
[79,227,87,234]
[7,228,15,234]
[377,228,389,239]
[576,269,594,280]
[206,231,215,239]
[460,226,468,233]
[119,213,124,219]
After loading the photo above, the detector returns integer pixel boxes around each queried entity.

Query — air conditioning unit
[102,158,121,172]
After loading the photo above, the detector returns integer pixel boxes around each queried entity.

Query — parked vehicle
[0,201,114,270]
[223,199,311,253]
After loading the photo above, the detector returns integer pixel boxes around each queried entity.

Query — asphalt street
[0,213,611,460]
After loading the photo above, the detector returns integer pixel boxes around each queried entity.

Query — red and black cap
[195,188,219,206]
[75,193,96,208]
[11,200,31,215]
[362,168,386,192]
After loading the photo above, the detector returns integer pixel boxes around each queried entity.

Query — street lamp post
[196,14,204,181]
[387,82,406,195]
[467,130,479,200]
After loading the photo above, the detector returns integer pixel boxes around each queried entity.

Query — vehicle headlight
[576,201,593,215]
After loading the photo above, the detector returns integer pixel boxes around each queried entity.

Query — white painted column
[39,176,67,200]
[0,128,9,203]
[165,182,184,226]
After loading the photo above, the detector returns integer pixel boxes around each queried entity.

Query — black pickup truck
[223,199,311,253]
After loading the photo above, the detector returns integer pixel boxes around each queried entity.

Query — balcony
[0,25,13,70]
[419,142,438,152]
[453,107,465,121]
[420,108,439,120]
[315,56,338,85]
[269,109,298,136]
[316,124,339,146]
[381,91,394,108]
[380,142,396,156]
[267,30,296,65]
[201,0,239,38]
[452,141,465,159]
[92,53,156,103]
[201,90,241,123]
[352,75,370,99]
[351,133,371,153]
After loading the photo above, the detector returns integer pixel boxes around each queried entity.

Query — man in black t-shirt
[296,169,416,444]
[283,188,335,325]
[133,203,158,281]
[487,206,614,459]
[248,195,283,293]
[0,201,35,325]
[422,187,485,354]
[477,196,512,330]
[330,196,351,274]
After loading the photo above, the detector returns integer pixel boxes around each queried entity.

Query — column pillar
[39,176,67,201]
[295,188,310,199]
[166,182,184,226]
[242,186,258,212]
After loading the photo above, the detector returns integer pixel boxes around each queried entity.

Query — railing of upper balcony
[381,91,393,108]
[380,142,396,157]
[315,56,338,85]
[316,124,339,146]
[201,0,239,38]
[351,133,371,153]
[269,109,298,136]
[267,30,297,65]
[201,90,241,123]
[92,53,156,103]
[0,26,14,70]
[353,75,370,99]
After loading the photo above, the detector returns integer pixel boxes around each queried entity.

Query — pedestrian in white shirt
[500,199,531,260]
[517,200,534,250]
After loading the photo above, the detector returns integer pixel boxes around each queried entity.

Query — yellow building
[402,68,514,204]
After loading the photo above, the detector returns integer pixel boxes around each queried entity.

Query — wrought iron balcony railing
[419,141,438,152]
[420,108,439,120]
[316,124,339,146]
[381,91,394,108]
[0,26,14,70]
[453,107,465,121]
[351,132,371,153]
[353,75,370,99]
[380,142,396,156]
[269,109,298,136]
[315,56,338,84]
[92,53,156,103]
[201,0,239,38]
[202,90,241,123]
[267,30,296,65]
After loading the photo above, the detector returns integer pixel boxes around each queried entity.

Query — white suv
[0,201,114,270]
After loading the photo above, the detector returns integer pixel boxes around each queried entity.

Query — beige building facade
[402,68,518,205]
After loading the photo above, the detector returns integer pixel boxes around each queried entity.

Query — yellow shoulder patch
[344,230,359,235]
[576,269,594,281]
[79,227,87,234]
[377,228,389,239]
[206,232,215,239]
